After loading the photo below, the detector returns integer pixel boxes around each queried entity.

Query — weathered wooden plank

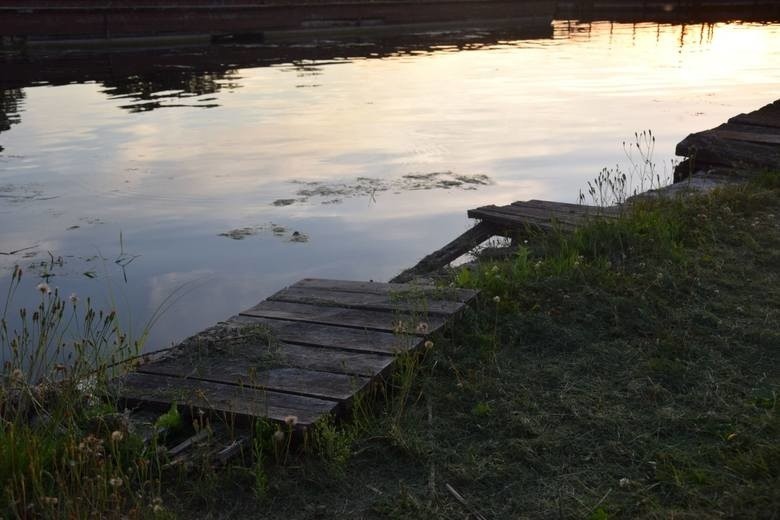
[711,129,780,146]
[522,199,621,217]
[390,221,498,283]
[227,315,421,354]
[293,278,477,303]
[117,372,337,426]
[241,300,446,334]
[468,205,579,231]
[139,360,372,400]
[278,343,394,377]
[728,100,780,129]
[145,335,394,377]
[499,202,611,224]
[676,132,780,169]
[269,286,465,315]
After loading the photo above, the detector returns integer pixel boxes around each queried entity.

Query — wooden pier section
[676,99,780,172]
[117,278,477,428]
[391,200,619,282]
[394,99,780,283]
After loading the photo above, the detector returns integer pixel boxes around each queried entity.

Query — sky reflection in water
[1,19,779,350]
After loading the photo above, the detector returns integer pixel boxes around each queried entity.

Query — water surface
[2,19,779,350]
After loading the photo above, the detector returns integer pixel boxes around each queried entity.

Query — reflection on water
[1,17,779,351]
[0,89,24,139]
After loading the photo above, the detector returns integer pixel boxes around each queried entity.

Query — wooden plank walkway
[467,199,620,233]
[116,278,477,427]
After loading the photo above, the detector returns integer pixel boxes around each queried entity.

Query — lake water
[2,18,779,351]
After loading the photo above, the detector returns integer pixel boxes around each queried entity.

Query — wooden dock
[676,99,780,172]
[117,278,477,428]
[391,200,619,282]
[394,99,780,283]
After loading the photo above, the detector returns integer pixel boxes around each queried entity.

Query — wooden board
[293,278,477,303]
[676,132,780,170]
[269,286,464,315]
[711,129,780,146]
[521,199,621,217]
[117,372,338,426]
[241,300,448,334]
[503,201,616,223]
[137,364,370,402]
[227,315,421,355]
[468,205,580,232]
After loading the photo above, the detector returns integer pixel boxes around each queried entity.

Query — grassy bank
[3,173,778,518]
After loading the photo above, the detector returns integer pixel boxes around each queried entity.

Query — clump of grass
[580,130,673,207]
[0,267,167,518]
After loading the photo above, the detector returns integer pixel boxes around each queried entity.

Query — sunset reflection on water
[1,19,778,350]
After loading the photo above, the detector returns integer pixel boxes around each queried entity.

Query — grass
[0,272,173,518]
[2,172,778,518]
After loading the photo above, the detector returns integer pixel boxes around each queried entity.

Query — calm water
[2,19,779,350]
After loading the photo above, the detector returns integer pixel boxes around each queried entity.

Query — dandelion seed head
[424,340,434,349]
[492,296,501,303]
[36,282,51,294]
[283,415,298,427]
[10,368,24,384]
[111,430,124,442]
[273,430,285,443]
[415,322,429,334]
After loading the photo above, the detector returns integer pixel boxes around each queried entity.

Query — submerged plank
[227,315,421,354]
[269,286,465,315]
[390,221,498,283]
[241,300,446,334]
[293,278,477,303]
[117,372,337,426]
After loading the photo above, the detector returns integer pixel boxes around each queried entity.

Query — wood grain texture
[468,205,580,231]
[676,132,780,169]
[117,372,337,426]
[293,278,477,303]
[269,286,465,315]
[138,362,371,401]
[521,199,620,217]
[227,315,421,354]
[240,300,446,334]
